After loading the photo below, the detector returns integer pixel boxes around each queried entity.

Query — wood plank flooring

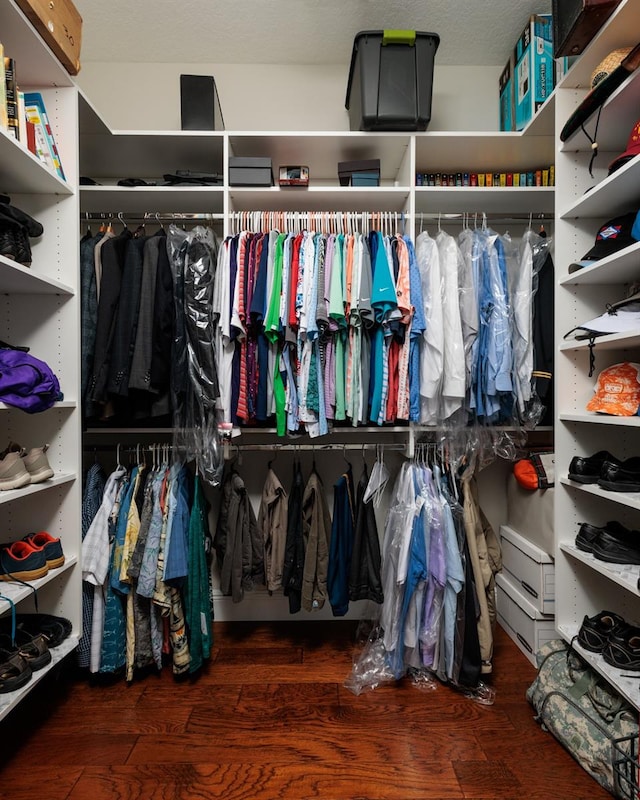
[0,623,614,800]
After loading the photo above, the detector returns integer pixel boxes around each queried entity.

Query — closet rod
[417,211,548,224]
[81,212,222,221]
[227,443,407,453]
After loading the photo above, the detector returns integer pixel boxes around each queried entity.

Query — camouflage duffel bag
[526,639,638,799]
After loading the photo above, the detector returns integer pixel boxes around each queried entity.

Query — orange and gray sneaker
[0,540,49,581]
[0,450,31,491]
[23,531,64,570]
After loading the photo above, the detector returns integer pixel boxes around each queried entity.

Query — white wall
[76,62,500,132]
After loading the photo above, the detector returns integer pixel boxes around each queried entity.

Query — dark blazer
[107,234,147,397]
[88,229,131,404]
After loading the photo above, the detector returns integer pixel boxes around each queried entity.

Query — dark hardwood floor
[0,623,613,800]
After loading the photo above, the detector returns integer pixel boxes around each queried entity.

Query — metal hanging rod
[226,442,407,453]
[82,211,223,222]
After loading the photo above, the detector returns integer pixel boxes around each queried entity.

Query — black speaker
[552,0,621,58]
[180,74,225,131]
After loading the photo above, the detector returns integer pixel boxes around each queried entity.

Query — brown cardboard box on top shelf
[14,0,82,75]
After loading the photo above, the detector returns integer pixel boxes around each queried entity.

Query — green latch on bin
[382,29,416,46]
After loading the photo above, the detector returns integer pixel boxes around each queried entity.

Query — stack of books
[0,41,65,180]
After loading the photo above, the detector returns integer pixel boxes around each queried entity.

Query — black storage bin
[345,30,439,131]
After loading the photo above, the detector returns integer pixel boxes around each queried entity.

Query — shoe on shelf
[0,646,32,693]
[598,457,640,492]
[0,451,31,492]
[576,521,640,564]
[0,541,48,582]
[23,531,64,570]
[568,450,620,484]
[22,444,54,484]
[0,628,51,671]
[577,610,626,653]
[0,613,73,648]
[575,522,601,553]
[603,625,640,671]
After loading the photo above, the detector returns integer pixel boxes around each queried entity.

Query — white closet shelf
[414,129,554,171]
[229,186,411,213]
[0,256,74,295]
[0,634,79,723]
[0,400,76,411]
[414,187,554,215]
[559,242,640,286]
[560,413,640,427]
[560,70,640,153]
[557,623,640,711]
[561,543,640,597]
[560,477,640,512]
[0,472,76,506]
[0,129,73,196]
[80,186,225,215]
[560,330,640,352]
[560,154,640,219]
[80,130,225,184]
[0,556,78,617]
[557,0,640,91]
[228,131,410,184]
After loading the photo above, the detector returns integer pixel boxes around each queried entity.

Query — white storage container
[500,524,555,614]
[496,572,556,667]
[507,473,554,556]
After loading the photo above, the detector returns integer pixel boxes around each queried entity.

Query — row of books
[0,42,65,180]
[416,167,555,188]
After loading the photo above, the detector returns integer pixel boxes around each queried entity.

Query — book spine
[23,102,54,170]
[0,44,7,132]
[35,96,65,180]
[4,56,19,140]
[17,90,26,144]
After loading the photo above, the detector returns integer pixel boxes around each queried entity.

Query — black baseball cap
[569,211,640,273]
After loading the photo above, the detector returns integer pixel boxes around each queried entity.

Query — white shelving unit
[76,74,555,624]
[555,0,640,710]
[0,1,81,716]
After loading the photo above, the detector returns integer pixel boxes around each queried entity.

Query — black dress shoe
[588,521,640,564]
[598,457,640,492]
[603,624,640,671]
[568,450,620,484]
[575,522,600,552]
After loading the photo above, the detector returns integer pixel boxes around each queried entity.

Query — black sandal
[0,629,51,671]
[0,646,32,693]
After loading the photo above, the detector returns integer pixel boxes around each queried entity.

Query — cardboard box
[499,56,515,131]
[15,0,82,75]
[496,572,556,667]
[507,473,554,557]
[513,14,555,131]
[500,525,555,615]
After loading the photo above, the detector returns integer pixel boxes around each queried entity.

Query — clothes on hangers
[80,452,213,679]
[376,451,499,688]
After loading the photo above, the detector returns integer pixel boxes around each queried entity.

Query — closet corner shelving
[0,0,81,721]
[554,0,640,710]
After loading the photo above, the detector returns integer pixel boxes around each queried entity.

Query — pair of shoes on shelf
[0,442,54,491]
[0,627,51,671]
[0,196,44,268]
[568,450,640,492]
[0,613,72,649]
[575,521,640,564]
[577,610,640,671]
[0,532,65,582]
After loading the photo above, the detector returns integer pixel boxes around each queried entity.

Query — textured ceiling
[73,0,552,66]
